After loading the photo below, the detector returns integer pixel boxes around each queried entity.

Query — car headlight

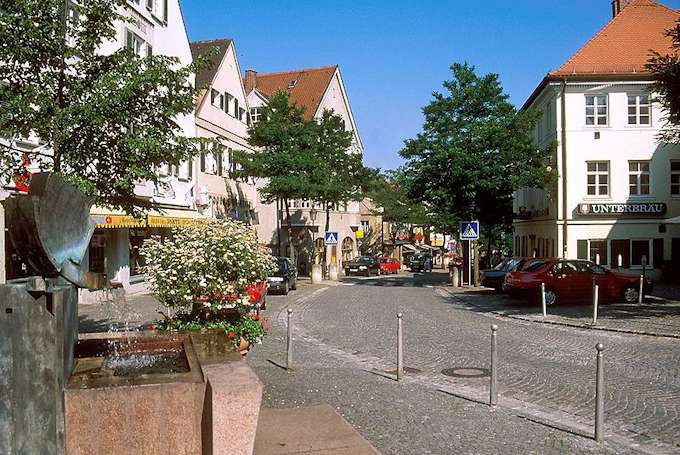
[269,277,284,282]
[359,266,367,270]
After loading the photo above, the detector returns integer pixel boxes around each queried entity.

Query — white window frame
[586,161,609,197]
[125,29,146,57]
[628,161,650,196]
[225,93,234,116]
[585,95,608,126]
[627,94,651,125]
[671,160,680,197]
[250,107,262,123]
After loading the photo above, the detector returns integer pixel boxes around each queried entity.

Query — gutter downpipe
[560,79,568,258]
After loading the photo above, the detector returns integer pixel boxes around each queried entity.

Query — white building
[244,65,364,272]
[189,39,262,230]
[513,0,680,279]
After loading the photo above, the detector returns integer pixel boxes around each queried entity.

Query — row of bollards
[284,309,607,443]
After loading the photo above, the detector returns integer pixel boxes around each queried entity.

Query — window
[671,161,680,196]
[210,89,224,110]
[213,151,223,176]
[628,161,650,196]
[178,160,191,180]
[125,29,145,56]
[585,95,607,126]
[250,107,262,123]
[224,93,233,115]
[588,240,608,265]
[627,94,650,125]
[145,0,167,21]
[631,240,650,267]
[586,161,609,196]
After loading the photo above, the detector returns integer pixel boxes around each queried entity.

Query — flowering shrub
[141,219,276,316]
[157,314,270,346]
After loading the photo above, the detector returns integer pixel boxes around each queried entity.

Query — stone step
[254,405,380,455]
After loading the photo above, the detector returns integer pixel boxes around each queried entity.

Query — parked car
[482,258,525,292]
[409,253,432,272]
[267,257,297,296]
[345,256,380,277]
[379,257,401,274]
[503,259,654,305]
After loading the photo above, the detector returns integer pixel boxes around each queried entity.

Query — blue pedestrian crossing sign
[324,232,339,245]
[460,221,480,240]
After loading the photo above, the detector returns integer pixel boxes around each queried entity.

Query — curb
[439,287,680,340]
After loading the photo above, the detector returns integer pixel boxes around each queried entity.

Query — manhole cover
[441,367,489,378]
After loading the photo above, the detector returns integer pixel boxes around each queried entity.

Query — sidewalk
[443,286,680,338]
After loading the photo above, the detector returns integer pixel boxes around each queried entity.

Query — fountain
[0,173,263,455]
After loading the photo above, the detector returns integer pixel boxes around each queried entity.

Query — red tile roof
[551,0,679,76]
[245,65,337,120]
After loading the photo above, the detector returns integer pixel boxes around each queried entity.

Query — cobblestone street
[247,272,680,455]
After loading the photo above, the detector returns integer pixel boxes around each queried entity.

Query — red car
[503,259,653,305]
[379,257,401,274]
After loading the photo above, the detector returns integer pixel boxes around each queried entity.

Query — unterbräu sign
[578,202,667,216]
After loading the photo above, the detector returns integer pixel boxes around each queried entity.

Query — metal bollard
[397,313,403,381]
[592,282,599,324]
[287,308,293,370]
[541,282,547,317]
[490,324,498,406]
[594,343,605,442]
[638,274,644,304]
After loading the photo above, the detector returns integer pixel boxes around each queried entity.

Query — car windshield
[493,259,510,271]
[355,256,373,264]
[273,258,287,276]
[523,260,547,272]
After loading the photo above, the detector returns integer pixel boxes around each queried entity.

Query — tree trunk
[283,198,295,261]
[487,236,492,269]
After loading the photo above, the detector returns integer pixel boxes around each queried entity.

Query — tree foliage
[647,19,680,143]
[399,63,556,236]
[0,0,204,213]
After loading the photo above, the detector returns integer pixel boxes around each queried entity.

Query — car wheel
[282,280,289,295]
[543,287,557,306]
[623,285,639,303]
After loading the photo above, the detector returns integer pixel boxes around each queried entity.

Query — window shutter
[234,98,239,117]
[200,153,206,172]
[163,0,168,21]
[577,240,588,260]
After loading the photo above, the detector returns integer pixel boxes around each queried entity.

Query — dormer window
[288,79,298,89]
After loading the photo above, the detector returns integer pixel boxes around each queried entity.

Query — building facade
[244,65,364,273]
[513,0,680,279]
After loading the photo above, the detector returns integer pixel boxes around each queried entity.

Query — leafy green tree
[233,91,317,258]
[647,19,680,143]
[310,109,364,232]
[0,0,205,214]
[400,63,555,279]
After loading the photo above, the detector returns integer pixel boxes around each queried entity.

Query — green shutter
[577,240,588,260]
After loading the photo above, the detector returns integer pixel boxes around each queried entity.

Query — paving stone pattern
[248,275,680,454]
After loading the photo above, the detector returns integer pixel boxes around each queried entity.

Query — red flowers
[227,331,237,339]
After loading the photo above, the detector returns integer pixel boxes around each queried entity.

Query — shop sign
[578,202,667,216]
[356,229,365,239]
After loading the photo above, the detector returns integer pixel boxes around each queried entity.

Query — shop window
[631,240,650,267]
[611,239,630,268]
[129,228,148,277]
[588,239,608,265]
[88,232,107,274]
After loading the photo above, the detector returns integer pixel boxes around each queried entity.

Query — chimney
[244,69,257,93]
[611,0,633,17]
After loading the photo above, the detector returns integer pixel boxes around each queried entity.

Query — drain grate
[441,367,489,378]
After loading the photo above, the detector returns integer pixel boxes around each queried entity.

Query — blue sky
[182,0,680,170]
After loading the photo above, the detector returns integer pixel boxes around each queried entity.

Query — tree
[0,0,205,214]
[647,19,680,143]
[400,63,555,279]
[310,109,364,232]
[233,91,317,258]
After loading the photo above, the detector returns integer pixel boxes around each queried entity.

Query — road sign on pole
[460,221,480,287]
[324,232,339,245]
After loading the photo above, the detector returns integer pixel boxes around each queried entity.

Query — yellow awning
[90,207,146,229]
[147,208,208,228]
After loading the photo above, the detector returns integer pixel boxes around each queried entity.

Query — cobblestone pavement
[448,285,680,338]
[248,272,680,454]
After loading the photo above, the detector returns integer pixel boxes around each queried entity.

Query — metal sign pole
[468,240,472,288]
